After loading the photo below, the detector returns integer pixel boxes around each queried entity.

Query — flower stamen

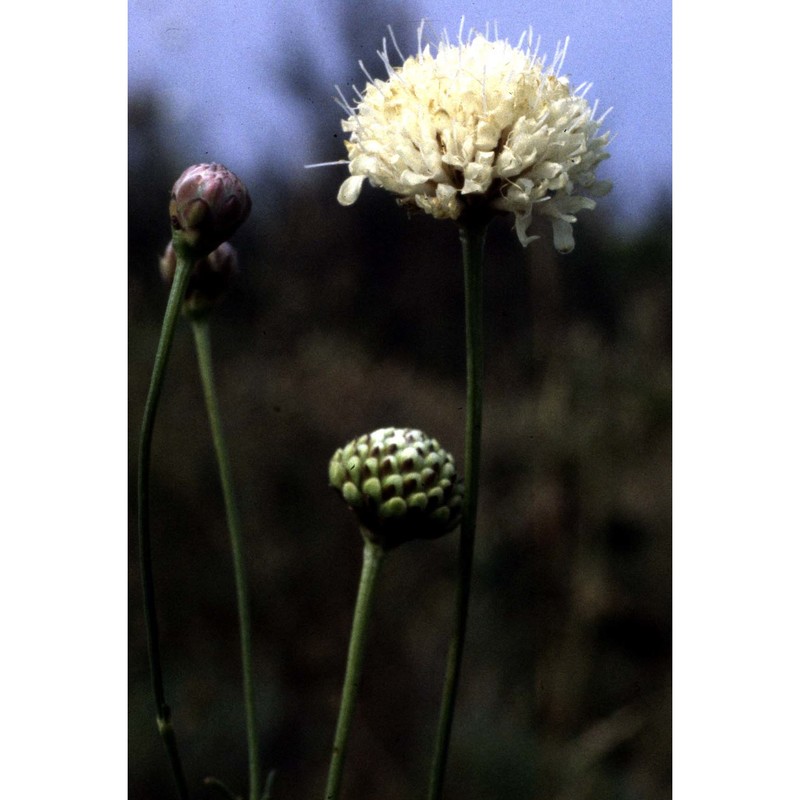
[387,24,405,61]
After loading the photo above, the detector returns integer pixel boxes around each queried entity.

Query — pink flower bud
[160,240,239,318]
[169,163,251,256]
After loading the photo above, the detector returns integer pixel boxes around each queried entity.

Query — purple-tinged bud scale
[169,163,251,257]
[159,240,239,319]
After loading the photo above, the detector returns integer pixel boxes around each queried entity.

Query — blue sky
[129,0,671,232]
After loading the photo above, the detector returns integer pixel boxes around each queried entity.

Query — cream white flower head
[330,21,612,253]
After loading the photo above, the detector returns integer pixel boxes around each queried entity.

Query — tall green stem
[137,248,194,800]
[191,318,260,800]
[324,539,385,800]
[428,218,488,800]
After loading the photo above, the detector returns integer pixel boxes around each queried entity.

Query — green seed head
[329,427,464,549]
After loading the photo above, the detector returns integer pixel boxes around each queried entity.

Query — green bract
[329,427,464,549]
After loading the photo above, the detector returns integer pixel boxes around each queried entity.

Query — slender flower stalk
[326,427,464,799]
[324,539,385,800]
[137,247,194,800]
[162,234,264,800]
[428,217,487,799]
[137,163,251,798]
[191,317,260,800]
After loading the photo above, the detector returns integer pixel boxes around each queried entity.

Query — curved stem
[204,776,242,800]
[259,769,278,800]
[324,539,385,800]
[427,219,487,800]
[137,248,194,800]
[191,318,260,800]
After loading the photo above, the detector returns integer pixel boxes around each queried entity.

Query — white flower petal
[514,212,540,247]
[475,120,502,151]
[589,179,613,197]
[337,175,367,206]
[399,169,432,188]
[462,163,493,195]
[552,219,575,254]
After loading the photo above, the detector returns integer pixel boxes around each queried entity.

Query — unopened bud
[329,427,464,550]
[169,163,251,256]
[160,240,239,318]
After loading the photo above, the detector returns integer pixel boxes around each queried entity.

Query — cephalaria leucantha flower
[325,21,612,252]
[329,427,464,549]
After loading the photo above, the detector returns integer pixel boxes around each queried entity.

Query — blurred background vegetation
[129,15,671,798]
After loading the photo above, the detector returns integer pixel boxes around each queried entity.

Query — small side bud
[159,240,239,319]
[329,427,464,550]
[169,163,251,257]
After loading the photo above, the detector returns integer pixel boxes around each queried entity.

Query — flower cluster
[335,24,612,252]
[329,427,464,549]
